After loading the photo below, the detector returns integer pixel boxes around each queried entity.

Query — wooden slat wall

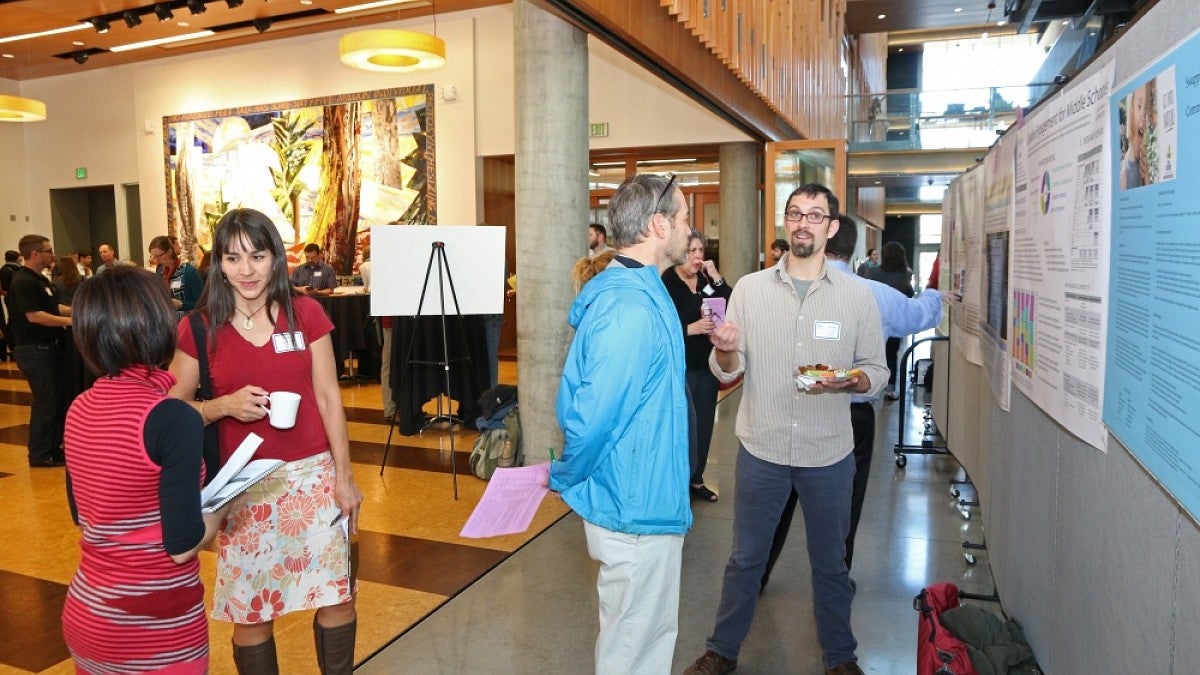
[659,0,848,139]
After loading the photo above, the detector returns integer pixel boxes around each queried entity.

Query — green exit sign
[75,167,87,180]
[589,122,608,137]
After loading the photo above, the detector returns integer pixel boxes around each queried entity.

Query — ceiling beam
[542,0,798,142]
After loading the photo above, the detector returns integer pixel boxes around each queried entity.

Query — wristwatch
[712,277,725,287]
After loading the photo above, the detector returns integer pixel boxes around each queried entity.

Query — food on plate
[796,364,863,382]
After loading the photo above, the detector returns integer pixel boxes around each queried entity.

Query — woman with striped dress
[62,265,229,673]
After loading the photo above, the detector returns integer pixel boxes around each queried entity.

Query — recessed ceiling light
[0,22,90,45]
[1,53,13,59]
[998,20,1007,26]
[178,21,191,27]
[898,47,904,52]
[954,7,963,12]
[874,181,882,185]
[72,40,84,46]
[300,0,313,4]
[877,14,886,19]
[981,32,989,39]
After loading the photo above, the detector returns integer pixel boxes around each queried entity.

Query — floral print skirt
[210,452,353,623]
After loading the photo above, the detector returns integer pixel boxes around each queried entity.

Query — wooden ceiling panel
[846,0,1004,35]
[0,0,502,81]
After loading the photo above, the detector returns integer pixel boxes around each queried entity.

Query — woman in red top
[62,266,229,674]
[169,208,363,674]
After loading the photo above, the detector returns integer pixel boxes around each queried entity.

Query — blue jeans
[707,445,857,668]
[14,343,66,464]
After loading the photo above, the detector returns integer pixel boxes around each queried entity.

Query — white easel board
[370,225,506,317]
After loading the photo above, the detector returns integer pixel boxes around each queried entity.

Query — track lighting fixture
[154,4,175,21]
[252,17,272,33]
[89,17,110,33]
[72,51,89,64]
[187,0,208,14]
[123,10,143,28]
[226,0,244,7]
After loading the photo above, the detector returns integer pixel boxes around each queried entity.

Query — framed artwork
[163,85,435,273]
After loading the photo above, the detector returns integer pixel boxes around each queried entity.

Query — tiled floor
[0,356,575,675]
[359,358,999,674]
[1,349,998,674]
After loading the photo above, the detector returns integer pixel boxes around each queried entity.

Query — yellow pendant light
[0,94,47,122]
[339,29,445,72]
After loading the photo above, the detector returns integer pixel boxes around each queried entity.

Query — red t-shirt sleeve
[293,296,334,344]
[176,314,201,359]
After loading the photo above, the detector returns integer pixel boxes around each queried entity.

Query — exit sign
[75,167,87,180]
[589,122,608,137]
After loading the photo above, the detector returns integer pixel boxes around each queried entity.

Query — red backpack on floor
[915,582,978,675]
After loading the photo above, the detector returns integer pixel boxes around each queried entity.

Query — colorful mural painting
[163,85,435,274]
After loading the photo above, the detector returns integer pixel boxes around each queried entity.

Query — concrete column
[718,141,760,285]
[513,0,588,456]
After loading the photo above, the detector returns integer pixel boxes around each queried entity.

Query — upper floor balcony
[848,83,1060,152]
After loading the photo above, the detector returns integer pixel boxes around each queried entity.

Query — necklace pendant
[242,317,253,330]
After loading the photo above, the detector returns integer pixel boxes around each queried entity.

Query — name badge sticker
[272,331,307,353]
[313,271,323,277]
[702,284,715,296]
[170,278,182,290]
[812,321,841,340]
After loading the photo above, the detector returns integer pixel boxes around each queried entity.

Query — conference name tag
[272,331,306,353]
[812,321,841,340]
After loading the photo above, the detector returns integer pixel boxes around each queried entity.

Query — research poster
[937,180,956,336]
[1104,31,1200,517]
[950,167,984,366]
[981,132,1014,412]
[1012,63,1113,451]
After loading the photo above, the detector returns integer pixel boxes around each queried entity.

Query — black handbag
[187,311,222,486]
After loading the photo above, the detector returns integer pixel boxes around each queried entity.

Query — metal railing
[847,83,1059,151]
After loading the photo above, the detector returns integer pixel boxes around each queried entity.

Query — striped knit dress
[61,367,208,674]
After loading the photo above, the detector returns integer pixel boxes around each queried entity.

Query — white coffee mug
[263,391,301,429]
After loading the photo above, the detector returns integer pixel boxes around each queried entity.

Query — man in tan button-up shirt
[683,184,887,675]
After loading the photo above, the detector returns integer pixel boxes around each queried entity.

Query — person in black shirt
[662,231,732,502]
[0,249,23,360]
[10,234,72,467]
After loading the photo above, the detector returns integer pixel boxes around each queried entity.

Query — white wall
[3,4,748,250]
[473,5,752,157]
[1,77,34,243]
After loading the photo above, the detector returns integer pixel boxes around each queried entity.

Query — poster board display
[1104,32,1200,516]
[1008,63,1114,451]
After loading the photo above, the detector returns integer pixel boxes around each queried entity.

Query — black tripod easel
[379,241,471,499]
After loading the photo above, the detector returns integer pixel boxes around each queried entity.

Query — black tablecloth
[390,314,489,435]
[315,294,379,379]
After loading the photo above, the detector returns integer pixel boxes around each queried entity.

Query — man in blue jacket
[551,173,693,674]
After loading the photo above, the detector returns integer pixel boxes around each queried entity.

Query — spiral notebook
[200,433,284,513]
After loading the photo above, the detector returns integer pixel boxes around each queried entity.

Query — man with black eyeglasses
[683,184,888,675]
[10,234,73,468]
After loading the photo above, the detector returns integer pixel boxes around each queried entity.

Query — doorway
[49,186,117,271]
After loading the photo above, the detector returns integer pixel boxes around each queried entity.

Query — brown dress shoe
[683,649,737,674]
[825,661,864,675]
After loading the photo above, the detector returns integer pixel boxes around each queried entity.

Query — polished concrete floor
[359,359,998,674]
[0,349,996,674]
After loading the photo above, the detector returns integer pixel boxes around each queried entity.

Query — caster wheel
[895,455,907,468]
[950,487,961,498]
[960,509,971,521]
[964,553,977,566]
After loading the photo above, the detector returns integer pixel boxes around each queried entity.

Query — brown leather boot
[232,636,279,675]
[313,617,357,675]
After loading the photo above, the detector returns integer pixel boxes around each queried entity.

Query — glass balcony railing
[847,83,1059,151]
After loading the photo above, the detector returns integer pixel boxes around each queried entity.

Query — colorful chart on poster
[1011,63,1113,451]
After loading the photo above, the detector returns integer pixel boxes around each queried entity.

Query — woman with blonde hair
[572,249,616,293]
